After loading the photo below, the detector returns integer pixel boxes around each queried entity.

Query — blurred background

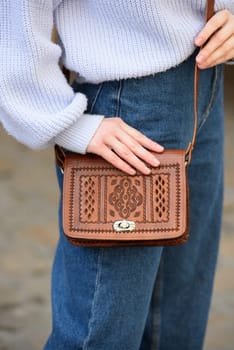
[0,66,233,350]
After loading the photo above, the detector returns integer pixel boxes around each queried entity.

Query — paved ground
[0,67,233,350]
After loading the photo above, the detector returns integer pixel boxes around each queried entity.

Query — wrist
[54,114,104,154]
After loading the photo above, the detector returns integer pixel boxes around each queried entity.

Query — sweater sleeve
[0,0,104,153]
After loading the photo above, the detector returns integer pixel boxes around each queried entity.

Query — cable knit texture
[0,0,233,153]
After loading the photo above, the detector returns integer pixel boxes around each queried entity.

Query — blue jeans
[45,51,224,350]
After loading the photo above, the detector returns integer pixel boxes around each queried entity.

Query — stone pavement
[0,67,233,350]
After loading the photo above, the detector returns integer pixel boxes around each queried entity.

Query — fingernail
[145,167,151,175]
[195,36,203,45]
[196,54,204,63]
[158,145,164,151]
[130,169,136,175]
[152,158,160,166]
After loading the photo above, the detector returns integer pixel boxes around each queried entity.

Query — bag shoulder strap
[186,0,215,164]
[206,0,215,21]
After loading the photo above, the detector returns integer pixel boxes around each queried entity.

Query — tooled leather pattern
[109,177,143,219]
[80,176,98,223]
[153,174,169,222]
[69,164,181,232]
[67,170,189,247]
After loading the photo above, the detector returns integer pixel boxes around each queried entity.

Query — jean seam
[82,249,104,350]
[90,83,104,114]
[197,66,219,134]
[116,80,123,117]
[150,259,162,350]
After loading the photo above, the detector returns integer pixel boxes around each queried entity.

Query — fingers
[195,9,231,46]
[197,35,234,67]
[86,117,164,175]
[99,146,137,175]
[111,139,152,175]
[122,123,164,153]
[195,10,234,68]
[116,129,160,168]
[112,135,162,175]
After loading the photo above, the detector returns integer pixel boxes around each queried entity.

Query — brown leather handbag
[55,0,214,247]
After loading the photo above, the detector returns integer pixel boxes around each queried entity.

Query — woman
[0,1,234,349]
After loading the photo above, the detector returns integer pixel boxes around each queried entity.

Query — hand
[195,9,234,68]
[87,117,164,175]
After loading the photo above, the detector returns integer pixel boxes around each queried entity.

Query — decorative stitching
[150,173,154,223]
[175,164,181,231]
[104,176,107,223]
[68,168,76,231]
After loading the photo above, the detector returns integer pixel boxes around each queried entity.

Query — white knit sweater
[0,1,233,153]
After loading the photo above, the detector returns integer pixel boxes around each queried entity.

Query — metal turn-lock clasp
[113,220,136,232]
